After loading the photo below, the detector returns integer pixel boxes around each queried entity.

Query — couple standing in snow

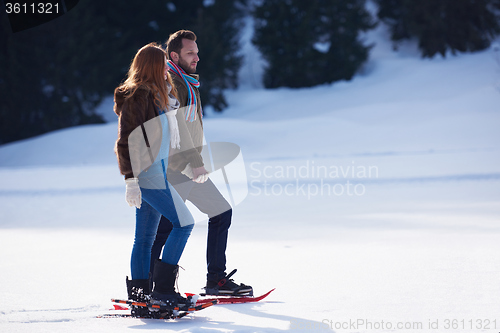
[113,30,251,316]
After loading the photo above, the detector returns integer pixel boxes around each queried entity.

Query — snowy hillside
[1,18,500,333]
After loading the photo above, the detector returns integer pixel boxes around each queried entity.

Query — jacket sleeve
[115,92,148,179]
[172,107,204,168]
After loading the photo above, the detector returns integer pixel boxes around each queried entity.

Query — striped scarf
[167,60,201,122]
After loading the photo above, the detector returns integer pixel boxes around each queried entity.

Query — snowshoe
[204,269,253,296]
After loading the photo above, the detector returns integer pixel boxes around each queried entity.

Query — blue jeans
[130,172,194,280]
[151,170,232,283]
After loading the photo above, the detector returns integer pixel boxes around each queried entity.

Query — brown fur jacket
[114,86,159,179]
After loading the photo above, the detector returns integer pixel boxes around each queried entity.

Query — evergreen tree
[0,0,245,144]
[376,0,500,58]
[0,0,166,144]
[252,0,375,88]
[1,1,107,144]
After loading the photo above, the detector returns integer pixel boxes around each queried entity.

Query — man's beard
[178,56,196,74]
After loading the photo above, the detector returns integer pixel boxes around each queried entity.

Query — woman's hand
[125,178,142,209]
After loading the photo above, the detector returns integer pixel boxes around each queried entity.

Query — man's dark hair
[165,30,197,60]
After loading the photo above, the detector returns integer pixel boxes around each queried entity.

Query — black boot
[126,276,153,318]
[150,260,191,311]
[204,269,253,296]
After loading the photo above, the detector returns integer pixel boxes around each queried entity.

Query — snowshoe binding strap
[217,269,237,287]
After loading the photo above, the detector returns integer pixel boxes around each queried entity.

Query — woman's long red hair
[120,42,176,110]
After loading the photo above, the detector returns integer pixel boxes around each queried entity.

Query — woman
[114,43,194,317]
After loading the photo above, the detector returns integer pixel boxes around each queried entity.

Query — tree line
[1,0,499,144]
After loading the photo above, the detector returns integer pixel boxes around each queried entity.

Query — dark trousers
[150,170,232,283]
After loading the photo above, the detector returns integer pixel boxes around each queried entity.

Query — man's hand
[192,166,209,183]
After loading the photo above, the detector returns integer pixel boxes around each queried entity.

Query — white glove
[166,110,180,149]
[192,166,209,184]
[125,178,141,209]
[194,174,209,183]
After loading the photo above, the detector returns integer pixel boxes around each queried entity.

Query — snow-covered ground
[1,17,500,333]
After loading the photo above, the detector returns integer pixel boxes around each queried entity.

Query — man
[150,30,252,296]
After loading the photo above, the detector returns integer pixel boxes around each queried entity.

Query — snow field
[1,15,500,332]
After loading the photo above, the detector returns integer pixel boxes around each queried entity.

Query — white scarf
[165,84,181,149]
